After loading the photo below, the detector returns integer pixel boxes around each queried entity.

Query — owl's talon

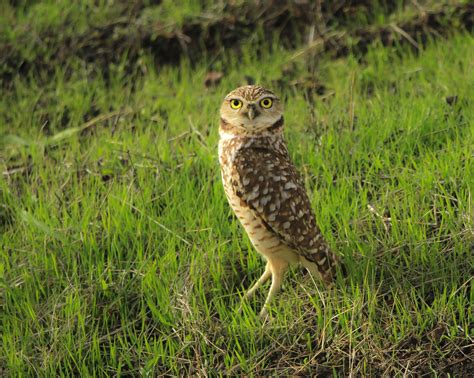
[259,307,271,324]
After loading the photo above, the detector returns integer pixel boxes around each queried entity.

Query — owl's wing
[232,146,339,271]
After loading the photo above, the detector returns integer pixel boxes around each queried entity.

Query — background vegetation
[1,0,473,375]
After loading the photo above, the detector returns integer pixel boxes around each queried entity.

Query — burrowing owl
[218,85,341,317]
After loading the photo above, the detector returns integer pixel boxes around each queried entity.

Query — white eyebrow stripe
[224,94,279,101]
[256,95,278,101]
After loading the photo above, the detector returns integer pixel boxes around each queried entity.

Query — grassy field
[1,1,473,375]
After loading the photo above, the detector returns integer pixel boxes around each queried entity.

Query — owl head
[220,85,283,134]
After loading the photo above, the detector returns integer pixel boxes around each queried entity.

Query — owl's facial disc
[221,96,282,130]
[220,86,283,134]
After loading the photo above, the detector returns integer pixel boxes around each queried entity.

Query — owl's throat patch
[220,116,284,136]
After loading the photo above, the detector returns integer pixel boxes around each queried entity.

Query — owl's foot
[244,263,271,300]
[259,306,271,324]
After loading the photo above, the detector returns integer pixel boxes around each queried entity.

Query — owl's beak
[247,104,259,120]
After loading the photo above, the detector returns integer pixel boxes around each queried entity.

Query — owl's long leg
[244,262,271,300]
[260,259,289,318]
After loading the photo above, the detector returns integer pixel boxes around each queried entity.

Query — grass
[1,2,473,375]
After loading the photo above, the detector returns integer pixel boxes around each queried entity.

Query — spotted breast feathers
[228,136,337,271]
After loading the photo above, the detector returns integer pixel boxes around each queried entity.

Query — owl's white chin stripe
[220,115,284,136]
[219,131,238,141]
[238,117,280,129]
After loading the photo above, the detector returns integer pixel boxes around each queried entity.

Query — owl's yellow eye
[230,99,242,109]
[260,98,273,109]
